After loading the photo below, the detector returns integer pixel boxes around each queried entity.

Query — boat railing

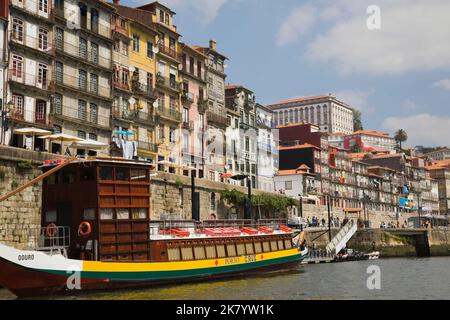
[24,226,71,251]
[150,219,289,236]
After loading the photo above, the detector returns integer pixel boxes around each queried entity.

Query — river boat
[0,157,307,297]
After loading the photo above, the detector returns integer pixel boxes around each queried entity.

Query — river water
[1,257,449,300]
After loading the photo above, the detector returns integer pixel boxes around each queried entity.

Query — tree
[394,129,408,150]
[350,143,363,153]
[351,108,363,131]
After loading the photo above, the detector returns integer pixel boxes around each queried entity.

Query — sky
[122,0,450,148]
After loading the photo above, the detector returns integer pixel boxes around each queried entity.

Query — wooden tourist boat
[0,158,308,298]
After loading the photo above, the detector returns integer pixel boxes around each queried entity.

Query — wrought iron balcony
[137,141,158,153]
[132,79,157,99]
[157,43,180,61]
[206,111,228,127]
[181,91,194,103]
[156,74,181,92]
[156,107,182,122]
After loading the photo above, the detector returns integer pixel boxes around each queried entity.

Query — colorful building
[344,130,396,152]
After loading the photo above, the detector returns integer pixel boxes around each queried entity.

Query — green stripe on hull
[44,253,306,281]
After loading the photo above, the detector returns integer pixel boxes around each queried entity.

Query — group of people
[306,216,349,228]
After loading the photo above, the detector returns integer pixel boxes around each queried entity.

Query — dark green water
[1,257,449,300]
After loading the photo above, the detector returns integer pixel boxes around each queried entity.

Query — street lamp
[1,101,13,145]
[230,174,252,220]
[183,164,199,222]
[361,193,371,228]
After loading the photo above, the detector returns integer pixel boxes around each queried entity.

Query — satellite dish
[153,46,160,54]
[129,66,135,73]
[152,100,159,108]
[128,97,136,106]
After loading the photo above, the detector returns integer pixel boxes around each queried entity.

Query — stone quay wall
[0,146,64,249]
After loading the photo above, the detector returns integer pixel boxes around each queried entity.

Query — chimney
[112,0,120,4]
[209,39,217,51]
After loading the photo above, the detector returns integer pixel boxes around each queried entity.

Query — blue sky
[122,0,450,148]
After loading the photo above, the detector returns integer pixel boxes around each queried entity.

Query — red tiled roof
[352,130,391,138]
[275,169,308,176]
[269,95,332,106]
[278,143,320,151]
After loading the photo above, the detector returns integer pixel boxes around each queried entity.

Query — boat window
[270,241,278,251]
[262,242,270,252]
[80,166,95,181]
[194,246,206,260]
[99,167,113,180]
[45,210,57,222]
[216,244,226,258]
[254,242,262,253]
[61,168,76,184]
[115,167,129,181]
[83,208,96,220]
[284,240,292,249]
[168,247,181,261]
[45,172,58,185]
[116,208,130,220]
[226,244,236,257]
[205,245,216,259]
[181,247,193,261]
[100,208,114,220]
[245,243,254,254]
[130,169,147,182]
[236,243,245,256]
[131,208,148,219]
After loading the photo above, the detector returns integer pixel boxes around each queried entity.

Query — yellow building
[113,4,160,164]
[114,2,182,172]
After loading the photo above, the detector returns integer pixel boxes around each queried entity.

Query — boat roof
[40,156,155,169]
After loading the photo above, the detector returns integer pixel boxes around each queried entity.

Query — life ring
[46,223,57,237]
[78,221,92,237]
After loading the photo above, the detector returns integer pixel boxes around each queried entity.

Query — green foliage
[220,189,298,211]
[350,143,363,153]
[351,108,363,131]
[11,180,19,189]
[16,161,34,170]
[174,179,184,188]
[394,129,408,150]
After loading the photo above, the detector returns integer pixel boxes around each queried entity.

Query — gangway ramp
[326,220,357,255]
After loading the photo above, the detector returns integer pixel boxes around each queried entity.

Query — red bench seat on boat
[258,226,273,234]
[279,225,292,232]
[240,227,259,235]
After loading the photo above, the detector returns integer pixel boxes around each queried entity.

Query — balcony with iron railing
[9,31,55,57]
[157,43,180,61]
[131,79,157,100]
[156,74,181,92]
[11,0,53,21]
[7,106,52,127]
[55,71,111,99]
[137,140,159,153]
[112,21,129,38]
[181,120,195,131]
[239,122,258,133]
[181,91,194,104]
[156,107,182,122]
[52,103,110,129]
[197,97,209,113]
[55,38,111,69]
[8,69,50,91]
[113,77,131,92]
[206,111,228,127]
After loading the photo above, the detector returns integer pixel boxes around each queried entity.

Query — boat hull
[0,244,307,298]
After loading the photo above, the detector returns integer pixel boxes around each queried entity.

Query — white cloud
[276,4,317,46]
[301,0,450,75]
[382,113,450,146]
[401,100,422,112]
[159,0,228,24]
[434,79,450,91]
[334,89,374,113]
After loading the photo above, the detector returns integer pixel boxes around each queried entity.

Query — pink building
[180,43,208,178]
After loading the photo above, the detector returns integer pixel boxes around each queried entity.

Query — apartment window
[39,0,48,13]
[36,101,46,123]
[169,37,176,50]
[91,9,99,33]
[90,73,98,94]
[55,27,63,50]
[132,34,139,52]
[12,19,23,42]
[53,125,62,134]
[198,114,204,129]
[165,13,170,25]
[169,127,176,143]
[285,181,293,190]
[79,3,87,29]
[245,137,250,152]
[159,10,164,23]
[54,94,62,115]
[12,94,24,117]
[121,68,129,86]
[210,193,216,210]
[55,61,63,83]
[79,38,87,59]
[91,43,98,64]
[78,100,87,121]
[38,28,48,50]
[197,61,202,79]
[89,133,97,141]
[12,55,23,79]
[77,130,86,139]
[147,72,153,90]
[38,64,48,89]
[182,107,189,123]
[190,57,195,74]
[158,126,165,142]
[183,133,189,152]
[89,103,98,123]
[147,41,154,58]
[169,96,176,111]
[79,69,87,90]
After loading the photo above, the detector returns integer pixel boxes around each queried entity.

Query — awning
[343,208,363,213]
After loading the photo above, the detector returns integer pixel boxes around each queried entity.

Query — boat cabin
[41,158,297,263]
